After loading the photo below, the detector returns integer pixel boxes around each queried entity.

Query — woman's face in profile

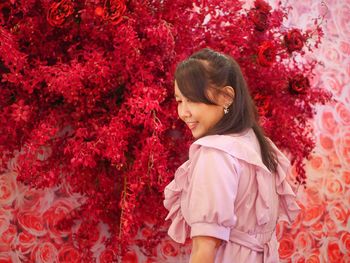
[174,81,224,139]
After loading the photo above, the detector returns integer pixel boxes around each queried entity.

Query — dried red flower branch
[0,0,331,259]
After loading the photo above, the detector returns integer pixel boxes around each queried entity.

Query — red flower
[95,6,104,17]
[47,0,74,27]
[289,74,310,94]
[254,0,272,13]
[284,29,305,53]
[253,94,271,116]
[250,0,271,31]
[257,41,276,67]
[11,99,30,122]
[58,245,81,263]
[250,10,269,31]
[103,0,126,25]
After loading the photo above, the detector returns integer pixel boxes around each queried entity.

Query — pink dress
[163,129,300,263]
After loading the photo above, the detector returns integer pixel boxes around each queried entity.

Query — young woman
[163,48,300,263]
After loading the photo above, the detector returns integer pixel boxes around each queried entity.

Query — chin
[192,130,205,139]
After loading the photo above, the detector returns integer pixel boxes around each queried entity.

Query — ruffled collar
[164,129,300,244]
[190,129,271,174]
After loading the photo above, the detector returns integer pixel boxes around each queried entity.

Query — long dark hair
[175,48,278,173]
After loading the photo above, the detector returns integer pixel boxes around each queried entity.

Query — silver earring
[224,106,229,114]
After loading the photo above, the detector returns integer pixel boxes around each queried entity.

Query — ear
[218,86,235,107]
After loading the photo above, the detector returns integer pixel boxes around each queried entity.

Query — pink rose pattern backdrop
[0,0,349,262]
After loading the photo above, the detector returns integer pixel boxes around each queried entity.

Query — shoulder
[191,129,253,152]
[190,142,241,170]
[189,129,271,173]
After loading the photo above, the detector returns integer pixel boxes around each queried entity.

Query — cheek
[177,104,185,120]
[207,107,224,124]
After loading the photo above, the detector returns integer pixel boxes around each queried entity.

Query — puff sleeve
[181,146,241,242]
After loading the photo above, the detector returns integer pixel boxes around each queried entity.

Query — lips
[186,122,198,130]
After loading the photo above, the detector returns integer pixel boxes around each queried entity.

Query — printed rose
[160,239,179,258]
[103,0,126,25]
[324,214,337,233]
[340,232,350,252]
[288,74,310,94]
[0,172,17,206]
[284,29,305,53]
[319,134,334,152]
[279,235,295,259]
[325,177,344,200]
[335,131,350,168]
[342,170,350,186]
[257,41,276,67]
[291,253,306,263]
[320,70,342,96]
[327,241,343,263]
[295,230,314,252]
[47,0,74,27]
[31,242,58,263]
[98,249,115,263]
[43,200,75,240]
[305,185,324,206]
[0,223,17,252]
[309,155,327,171]
[310,221,324,240]
[17,212,46,236]
[0,217,9,237]
[328,201,347,225]
[0,252,20,263]
[58,244,81,263]
[16,189,48,212]
[306,250,321,263]
[16,232,37,255]
[333,2,350,39]
[1,224,17,244]
[335,102,350,125]
[302,204,324,227]
[121,250,138,263]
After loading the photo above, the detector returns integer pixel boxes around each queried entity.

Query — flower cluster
[0,0,330,259]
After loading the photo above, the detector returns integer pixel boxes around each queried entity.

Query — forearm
[190,250,216,263]
[189,236,221,263]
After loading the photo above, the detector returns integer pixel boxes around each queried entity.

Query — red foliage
[0,0,330,258]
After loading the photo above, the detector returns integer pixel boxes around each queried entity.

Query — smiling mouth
[186,122,198,130]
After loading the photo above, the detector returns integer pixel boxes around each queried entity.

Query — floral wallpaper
[0,0,349,262]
